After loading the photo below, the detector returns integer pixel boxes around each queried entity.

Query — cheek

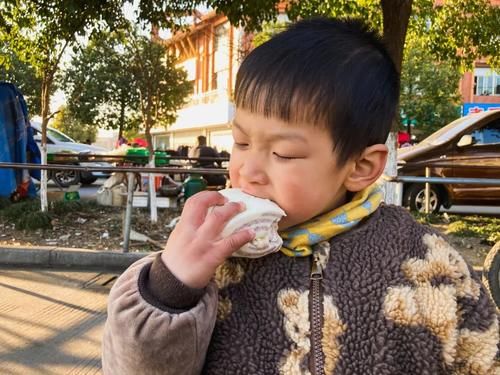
[228,158,240,187]
[274,180,310,214]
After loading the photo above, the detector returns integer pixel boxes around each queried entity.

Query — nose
[238,153,269,186]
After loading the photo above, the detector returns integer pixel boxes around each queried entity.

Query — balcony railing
[185,90,229,107]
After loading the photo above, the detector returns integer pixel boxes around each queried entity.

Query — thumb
[218,229,254,258]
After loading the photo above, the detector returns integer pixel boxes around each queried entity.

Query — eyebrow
[232,120,308,143]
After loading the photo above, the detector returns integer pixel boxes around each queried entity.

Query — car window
[32,128,54,144]
[47,128,74,143]
[422,116,470,145]
[470,119,500,145]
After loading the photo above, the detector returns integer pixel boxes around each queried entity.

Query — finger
[216,229,255,258]
[201,201,245,236]
[182,191,228,227]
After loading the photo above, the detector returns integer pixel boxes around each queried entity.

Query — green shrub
[414,212,500,245]
[0,199,40,221]
[0,199,115,231]
[411,212,443,225]
[0,198,11,210]
[15,211,52,230]
[447,216,500,244]
[0,199,52,230]
[50,200,83,215]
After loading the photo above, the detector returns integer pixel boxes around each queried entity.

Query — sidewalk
[0,267,116,374]
[0,246,150,374]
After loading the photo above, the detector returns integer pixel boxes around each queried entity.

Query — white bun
[217,188,286,258]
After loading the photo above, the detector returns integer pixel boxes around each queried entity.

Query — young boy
[102,18,498,374]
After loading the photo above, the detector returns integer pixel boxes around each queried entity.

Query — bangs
[234,75,330,129]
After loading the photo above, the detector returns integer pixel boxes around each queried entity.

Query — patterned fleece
[102,205,499,374]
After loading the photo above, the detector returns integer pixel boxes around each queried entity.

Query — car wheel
[50,169,80,188]
[483,241,500,309]
[404,183,442,213]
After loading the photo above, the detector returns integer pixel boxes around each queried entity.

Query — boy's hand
[161,191,254,289]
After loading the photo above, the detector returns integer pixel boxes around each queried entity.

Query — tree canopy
[51,106,98,144]
[0,0,126,129]
[126,31,193,157]
[63,27,192,156]
[130,0,500,72]
[63,29,141,140]
[0,0,126,211]
[400,37,462,140]
[0,46,47,116]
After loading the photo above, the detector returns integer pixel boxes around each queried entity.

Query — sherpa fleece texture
[102,205,499,374]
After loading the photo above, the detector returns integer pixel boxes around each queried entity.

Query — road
[74,179,500,216]
[0,267,116,374]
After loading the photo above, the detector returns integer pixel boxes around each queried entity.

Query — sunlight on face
[229,109,353,230]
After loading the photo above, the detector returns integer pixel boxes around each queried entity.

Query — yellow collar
[279,184,383,257]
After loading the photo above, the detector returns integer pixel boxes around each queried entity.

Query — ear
[343,144,388,192]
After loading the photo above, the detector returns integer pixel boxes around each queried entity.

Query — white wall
[94,128,118,150]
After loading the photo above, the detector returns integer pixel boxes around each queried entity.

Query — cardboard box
[130,193,177,208]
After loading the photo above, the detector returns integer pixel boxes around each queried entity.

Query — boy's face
[229,109,354,230]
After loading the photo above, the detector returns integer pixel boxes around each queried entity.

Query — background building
[458,0,500,115]
[460,58,500,115]
[150,12,245,153]
[150,4,498,152]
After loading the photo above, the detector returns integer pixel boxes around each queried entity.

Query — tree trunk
[381,0,413,74]
[39,73,53,212]
[144,96,157,223]
[118,93,125,140]
[118,122,124,144]
[381,0,413,206]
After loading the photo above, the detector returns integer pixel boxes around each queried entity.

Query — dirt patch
[0,203,181,253]
[433,229,492,268]
[0,200,494,268]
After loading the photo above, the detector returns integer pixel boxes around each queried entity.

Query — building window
[178,58,197,93]
[214,22,229,51]
[213,22,230,93]
[155,136,170,151]
[474,68,500,96]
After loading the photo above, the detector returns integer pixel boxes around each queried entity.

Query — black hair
[197,135,207,146]
[235,18,400,165]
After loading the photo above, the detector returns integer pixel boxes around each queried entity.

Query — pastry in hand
[217,188,286,258]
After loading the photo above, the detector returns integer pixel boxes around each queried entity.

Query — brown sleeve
[102,253,218,375]
[139,253,205,312]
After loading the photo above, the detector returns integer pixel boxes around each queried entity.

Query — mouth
[241,188,279,205]
[239,188,285,215]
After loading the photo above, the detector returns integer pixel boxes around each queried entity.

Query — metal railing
[0,162,229,175]
[1,159,499,249]
[387,162,500,213]
[0,159,229,253]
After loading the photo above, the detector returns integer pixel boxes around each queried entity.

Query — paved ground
[0,268,117,375]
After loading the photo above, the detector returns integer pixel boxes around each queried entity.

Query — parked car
[31,122,112,187]
[397,110,500,213]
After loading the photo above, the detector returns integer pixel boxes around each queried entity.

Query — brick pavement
[0,268,116,374]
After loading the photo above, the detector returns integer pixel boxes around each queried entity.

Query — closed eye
[273,152,301,160]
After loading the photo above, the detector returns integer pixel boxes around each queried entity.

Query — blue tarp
[0,82,40,198]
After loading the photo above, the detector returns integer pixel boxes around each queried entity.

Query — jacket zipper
[309,252,325,375]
